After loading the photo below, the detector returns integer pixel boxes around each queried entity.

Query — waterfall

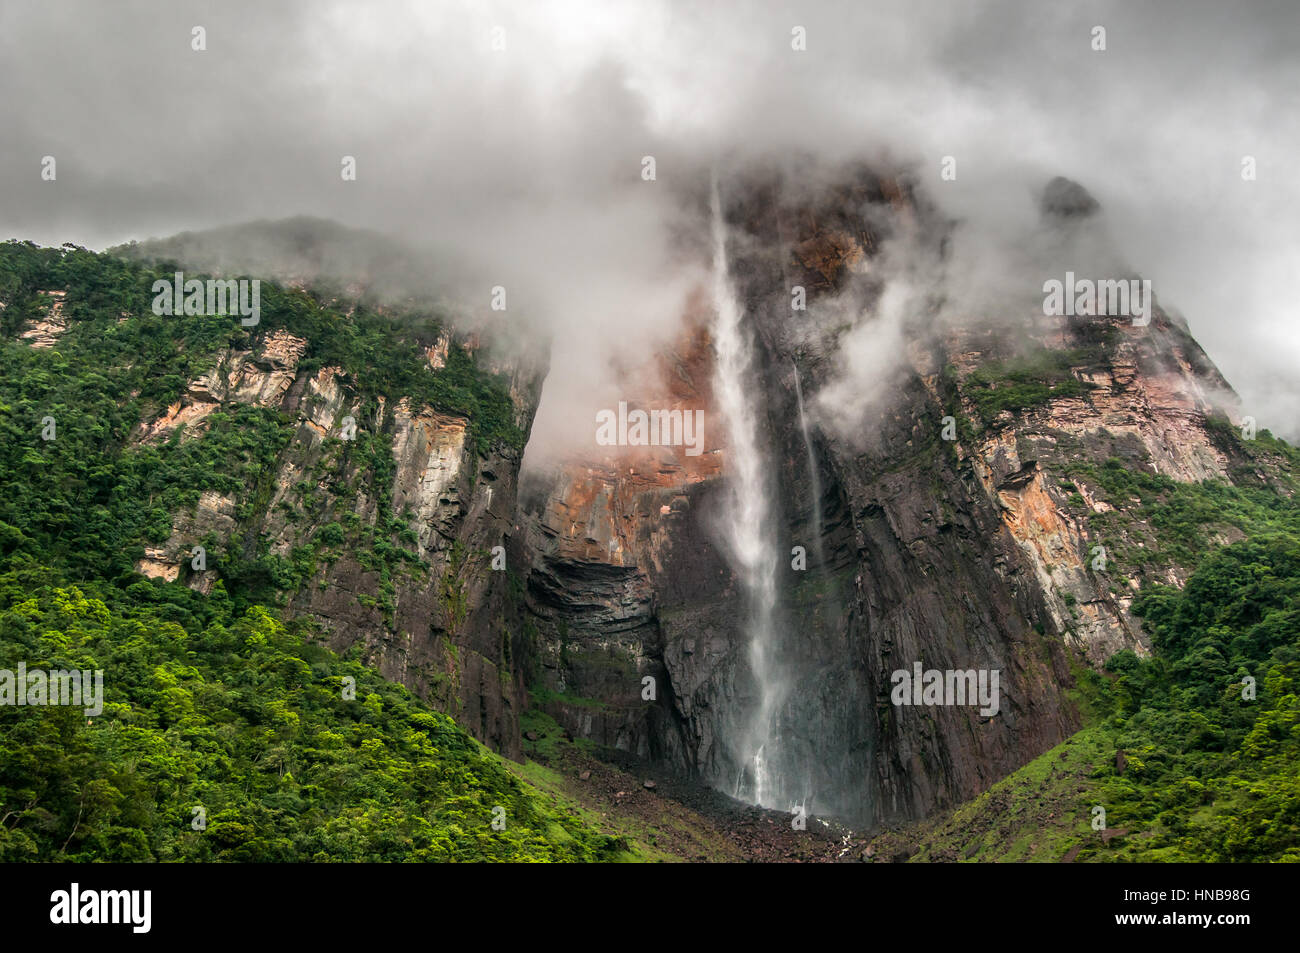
[792,365,824,569]
[709,175,784,808]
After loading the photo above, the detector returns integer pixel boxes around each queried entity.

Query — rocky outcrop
[954,324,1234,664]
[18,290,69,348]
[131,322,546,758]
[134,330,309,443]
[137,490,241,587]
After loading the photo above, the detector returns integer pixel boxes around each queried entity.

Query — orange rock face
[529,295,725,573]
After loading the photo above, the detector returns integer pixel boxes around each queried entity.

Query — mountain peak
[1040,176,1101,221]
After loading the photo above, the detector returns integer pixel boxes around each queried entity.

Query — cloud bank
[2,0,1296,438]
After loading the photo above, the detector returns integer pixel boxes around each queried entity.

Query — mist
[1,0,1296,439]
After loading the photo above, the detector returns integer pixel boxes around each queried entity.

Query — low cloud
[1,0,1295,440]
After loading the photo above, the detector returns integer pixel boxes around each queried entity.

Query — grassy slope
[867,727,1111,862]
[508,711,745,863]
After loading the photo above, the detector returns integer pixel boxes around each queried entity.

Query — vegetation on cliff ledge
[963,345,1103,425]
[0,240,523,458]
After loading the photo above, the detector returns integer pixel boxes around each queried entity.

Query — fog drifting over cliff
[1,0,1297,438]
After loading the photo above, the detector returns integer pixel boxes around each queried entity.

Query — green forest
[0,571,628,861]
[1092,531,1300,860]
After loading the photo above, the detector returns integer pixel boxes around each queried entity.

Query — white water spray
[709,176,784,807]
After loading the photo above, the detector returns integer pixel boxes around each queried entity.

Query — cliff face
[129,324,545,759]
[513,166,1250,826]
[953,312,1236,664]
[518,313,725,771]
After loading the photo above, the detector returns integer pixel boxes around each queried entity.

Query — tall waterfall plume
[709,176,788,809]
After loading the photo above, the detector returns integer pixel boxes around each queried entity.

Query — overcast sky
[2,0,1297,438]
